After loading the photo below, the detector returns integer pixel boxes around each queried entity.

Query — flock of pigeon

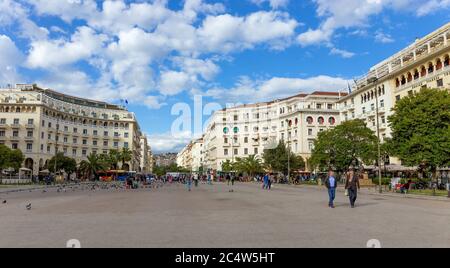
[1,180,169,211]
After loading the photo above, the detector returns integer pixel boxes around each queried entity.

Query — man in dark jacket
[324,170,337,208]
[345,169,361,208]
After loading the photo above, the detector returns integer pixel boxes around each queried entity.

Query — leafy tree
[79,153,108,181]
[0,145,25,172]
[263,140,305,175]
[235,155,264,177]
[48,153,77,175]
[7,149,25,172]
[387,88,450,193]
[309,119,378,172]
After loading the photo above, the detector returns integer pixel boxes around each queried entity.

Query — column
[444,33,448,46]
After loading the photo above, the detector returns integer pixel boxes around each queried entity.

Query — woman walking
[345,168,361,208]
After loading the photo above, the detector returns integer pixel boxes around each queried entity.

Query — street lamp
[286,119,291,183]
[368,76,383,194]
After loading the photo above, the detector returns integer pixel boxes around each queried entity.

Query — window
[13,118,19,125]
[328,117,336,125]
[124,132,129,138]
[381,116,386,124]
[104,131,108,137]
[380,100,385,108]
[41,144,44,151]
[0,118,6,124]
[73,138,77,144]
[28,119,34,125]
[73,128,78,133]
[12,143,18,149]
[103,141,108,146]
[41,120,45,127]
[64,126,68,132]
[0,131,5,136]
[327,104,333,110]
[83,129,88,135]
[93,130,98,136]
[63,148,67,155]
[83,139,87,145]
[254,148,258,155]
[114,132,119,137]
[244,148,248,155]
[47,146,51,152]
[318,117,325,125]
[234,149,238,155]
[316,104,322,109]
[396,95,401,102]
[48,122,52,128]
[306,117,313,124]
[308,129,313,136]
[371,104,375,111]
[362,107,366,114]
[13,131,19,137]
[234,115,238,121]
[27,131,33,137]
[308,142,314,151]
[48,134,52,140]
[224,149,228,156]
[437,79,444,87]
[72,149,77,156]
[114,141,119,147]
[63,137,68,143]
[244,137,249,143]
[224,138,228,144]
[82,150,87,156]
[124,142,129,148]
[93,140,97,146]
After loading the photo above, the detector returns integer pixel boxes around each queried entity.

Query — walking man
[324,170,337,208]
[345,168,361,208]
[263,173,269,190]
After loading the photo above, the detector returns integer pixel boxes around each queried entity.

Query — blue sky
[1,0,450,153]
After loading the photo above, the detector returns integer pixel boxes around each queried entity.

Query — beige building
[0,84,145,175]
[177,137,204,172]
[338,22,450,164]
[139,136,153,174]
[180,91,343,172]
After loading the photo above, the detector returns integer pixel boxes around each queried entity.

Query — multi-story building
[0,84,144,175]
[338,22,450,164]
[177,137,204,172]
[182,91,344,172]
[154,153,177,167]
[139,136,153,174]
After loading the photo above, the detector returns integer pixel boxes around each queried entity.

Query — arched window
[371,91,374,99]
[407,72,413,82]
[414,70,419,80]
[16,107,20,113]
[395,78,400,87]
[295,118,299,125]
[401,76,406,85]
[428,63,434,73]
[420,66,427,77]
[382,85,385,95]
[306,116,314,124]
[444,55,450,67]
[288,120,292,127]
[103,122,108,127]
[114,123,119,128]
[328,117,336,125]
[318,117,324,125]
[436,59,443,70]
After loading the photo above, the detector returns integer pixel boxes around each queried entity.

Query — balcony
[10,123,21,129]
[113,135,121,140]
[25,124,35,129]
[24,136,34,141]
[0,136,7,141]
[0,123,8,128]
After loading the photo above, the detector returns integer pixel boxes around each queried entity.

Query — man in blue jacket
[324,170,337,208]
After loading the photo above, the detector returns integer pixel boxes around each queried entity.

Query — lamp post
[54,117,59,183]
[286,119,291,184]
[368,77,383,194]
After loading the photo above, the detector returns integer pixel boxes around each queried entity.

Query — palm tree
[108,149,121,170]
[243,155,263,178]
[79,153,108,181]
[120,148,132,171]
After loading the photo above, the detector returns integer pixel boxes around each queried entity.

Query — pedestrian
[345,169,361,208]
[194,174,199,187]
[226,173,231,186]
[186,175,193,192]
[324,170,337,208]
[263,173,269,189]
[207,173,212,185]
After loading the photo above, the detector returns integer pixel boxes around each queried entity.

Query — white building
[0,84,145,175]
[180,91,344,172]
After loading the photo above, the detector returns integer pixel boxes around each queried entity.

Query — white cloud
[0,35,24,84]
[416,0,450,16]
[159,71,193,96]
[205,75,349,103]
[144,96,167,110]
[147,131,193,153]
[27,26,108,69]
[251,0,290,9]
[330,47,355,58]
[375,30,394,43]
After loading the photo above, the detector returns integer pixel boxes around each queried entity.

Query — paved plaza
[0,182,449,248]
